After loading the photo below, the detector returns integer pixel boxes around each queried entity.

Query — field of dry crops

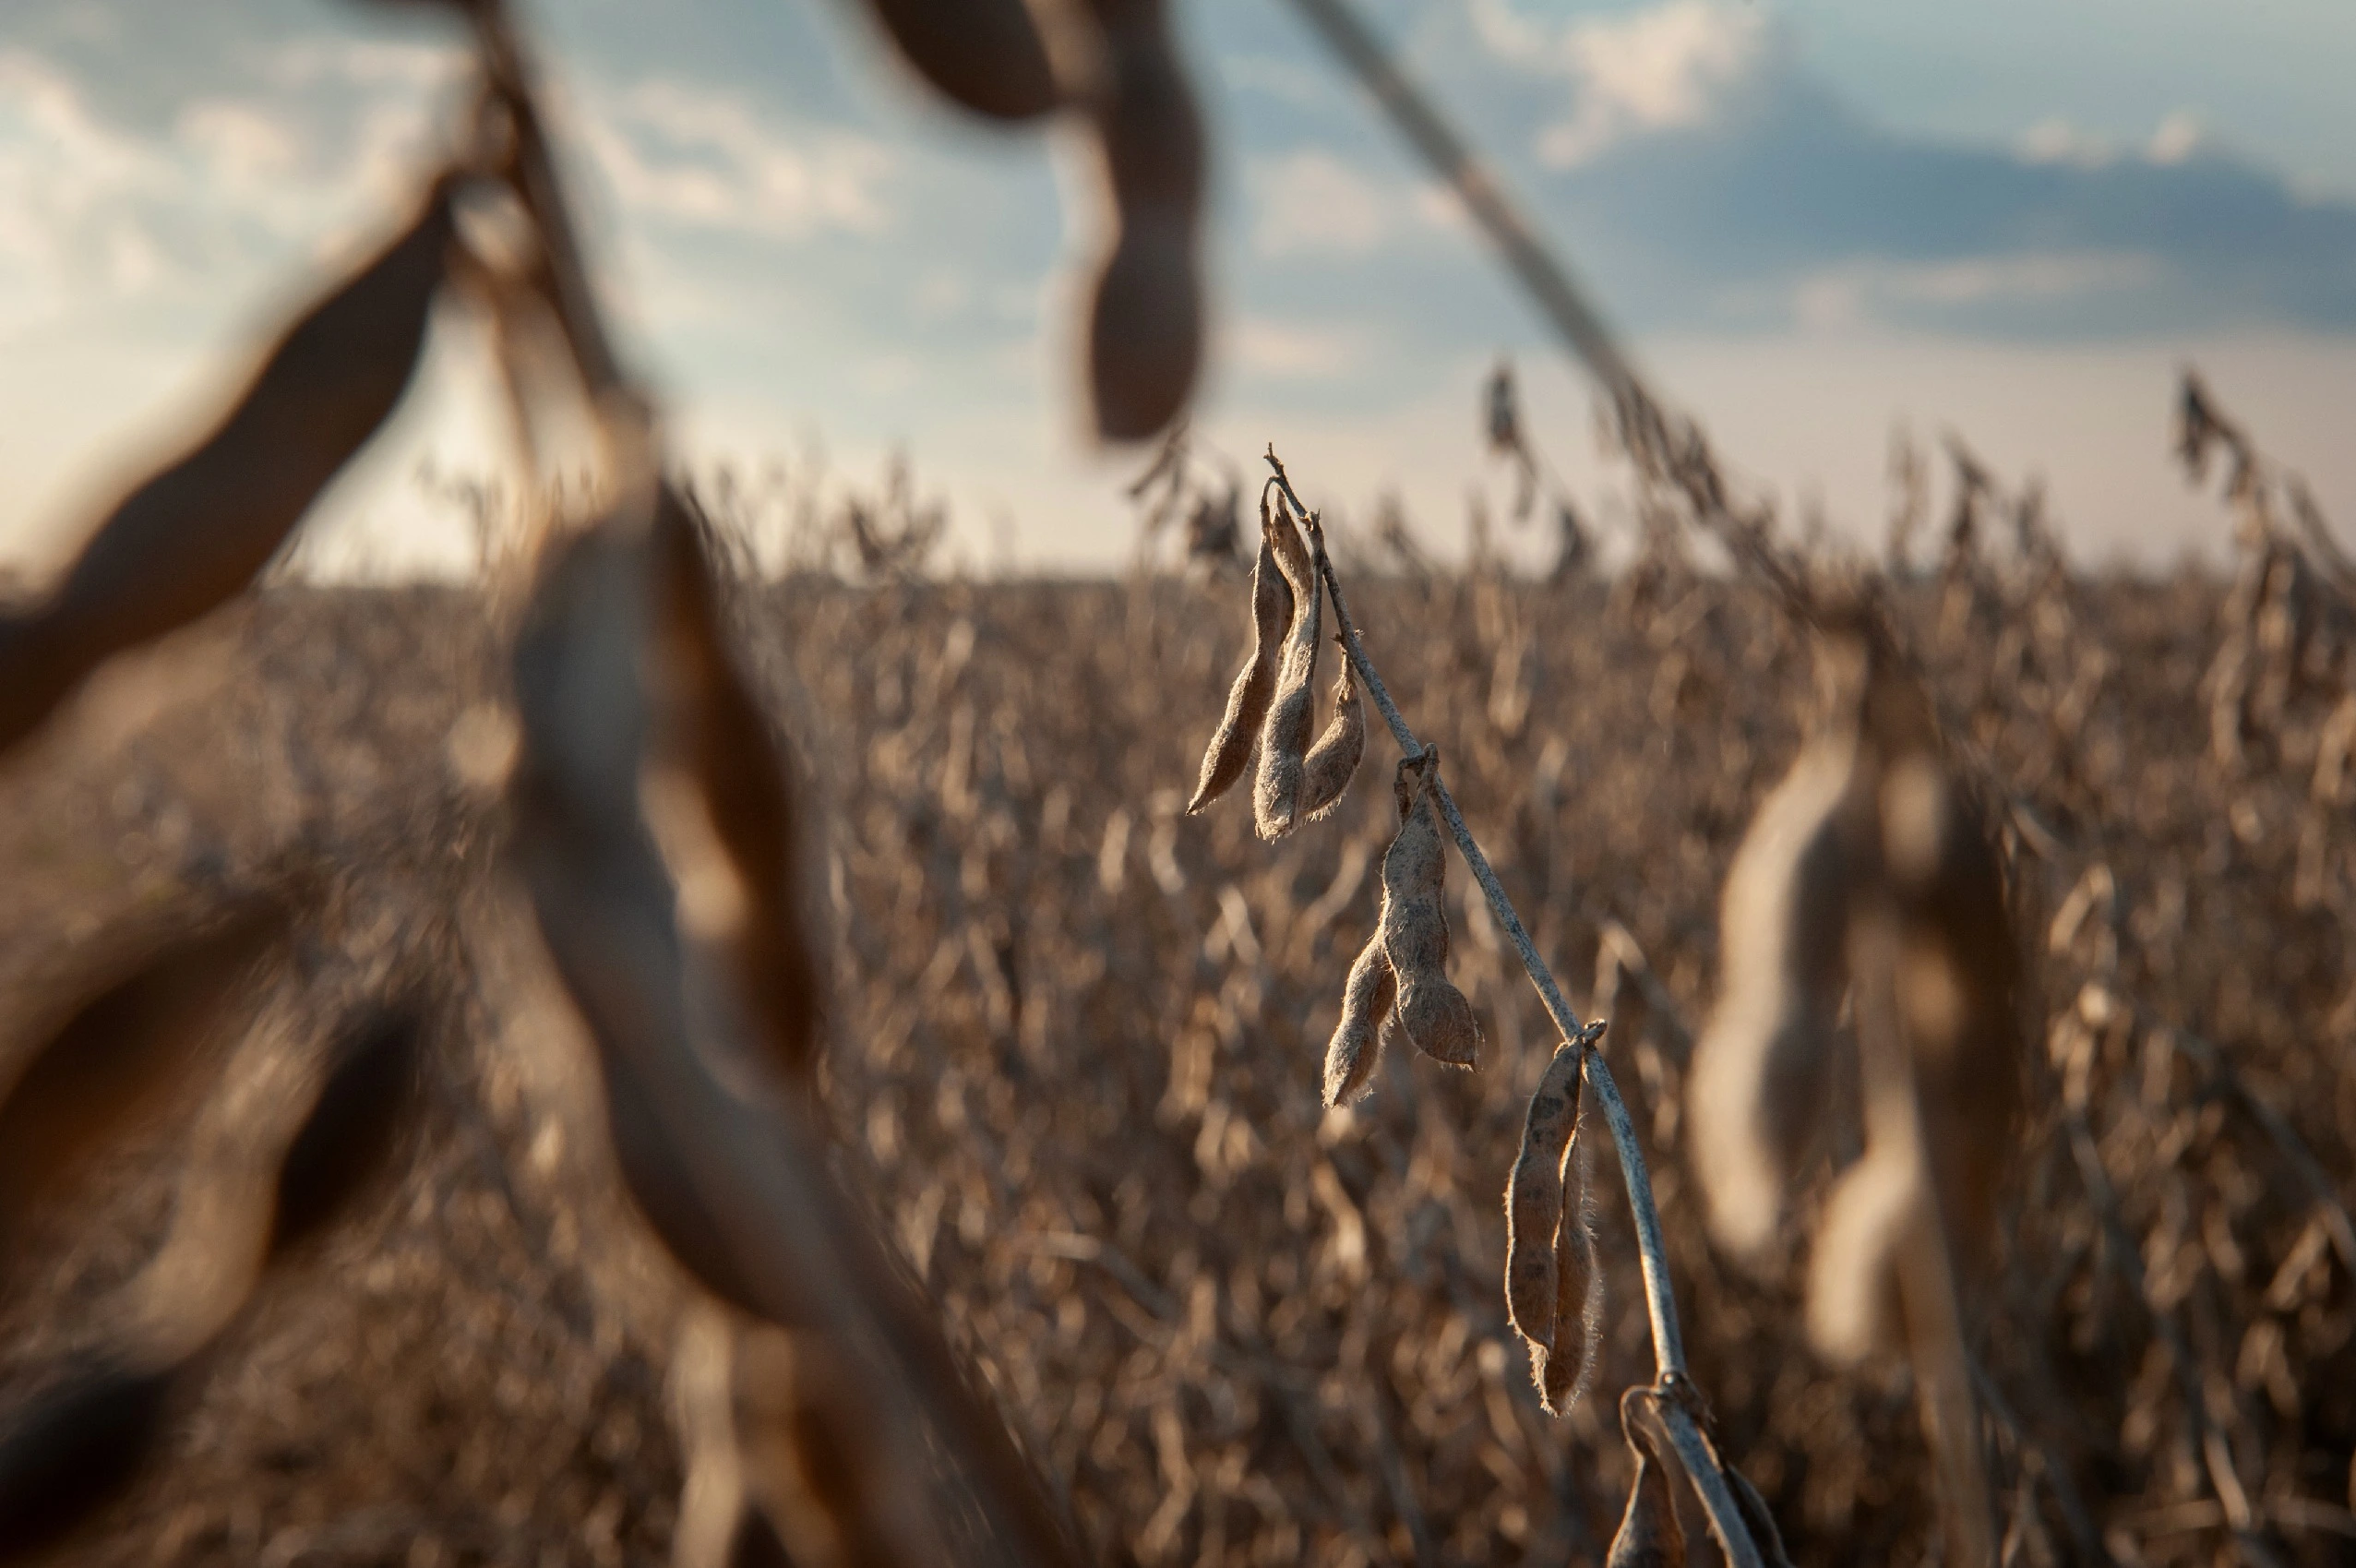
[1,506,2350,1567]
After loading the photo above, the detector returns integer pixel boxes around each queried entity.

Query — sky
[0,0,2350,577]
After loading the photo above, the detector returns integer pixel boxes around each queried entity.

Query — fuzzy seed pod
[1805,1141,1919,1363]
[1607,1394,1687,1568]
[1538,1125,1600,1416]
[1322,931,1395,1107]
[1687,736,1859,1258]
[1296,644,1365,821]
[1083,0,1205,439]
[1504,1041,1582,1347]
[1251,503,1322,840]
[861,0,1059,123]
[1188,520,1291,814]
[0,905,284,1236]
[1876,753,2022,1273]
[0,1356,178,1560]
[1725,1462,1797,1568]
[0,182,454,756]
[1379,752,1481,1066]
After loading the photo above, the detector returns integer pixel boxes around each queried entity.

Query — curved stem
[1266,449,1692,1383]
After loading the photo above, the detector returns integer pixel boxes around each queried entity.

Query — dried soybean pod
[1878,752,2023,1272]
[861,0,1059,122]
[0,906,283,1238]
[1297,646,1365,820]
[1322,930,1395,1107]
[657,486,824,1084]
[1724,1463,1797,1568]
[1540,1115,1601,1416]
[0,182,456,756]
[1189,515,1292,814]
[1687,735,1859,1258]
[1504,1039,1582,1348]
[1806,1142,1918,1362]
[1607,1392,1687,1568]
[269,1008,425,1254]
[1252,501,1322,840]
[1084,0,1205,439]
[1380,751,1481,1067]
[0,1355,179,1559]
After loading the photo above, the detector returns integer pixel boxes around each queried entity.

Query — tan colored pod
[1503,1040,1583,1347]
[1322,930,1395,1107]
[1876,752,2023,1273]
[1538,1125,1600,1416]
[1252,502,1322,840]
[1297,647,1366,821]
[1087,207,1202,442]
[1084,0,1205,439]
[862,0,1059,123]
[1687,735,1859,1258]
[0,182,454,755]
[1188,516,1293,814]
[1606,1394,1687,1568]
[1379,752,1481,1066]
[1805,1140,1919,1363]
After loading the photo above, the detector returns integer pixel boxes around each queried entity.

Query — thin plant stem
[1263,453,1759,1566]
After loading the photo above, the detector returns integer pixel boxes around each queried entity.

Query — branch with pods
[1181,448,1791,1568]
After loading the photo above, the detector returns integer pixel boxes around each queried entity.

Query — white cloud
[0,44,464,334]
[1789,252,2160,330]
[1249,150,1400,258]
[2147,111,2206,165]
[263,39,465,92]
[2016,117,2114,169]
[1228,317,1364,379]
[581,78,894,240]
[1472,0,1772,168]
[179,100,299,186]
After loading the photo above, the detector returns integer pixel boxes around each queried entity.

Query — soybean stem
[1266,450,1689,1382]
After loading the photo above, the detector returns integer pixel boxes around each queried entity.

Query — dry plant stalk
[1198,450,1778,1565]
